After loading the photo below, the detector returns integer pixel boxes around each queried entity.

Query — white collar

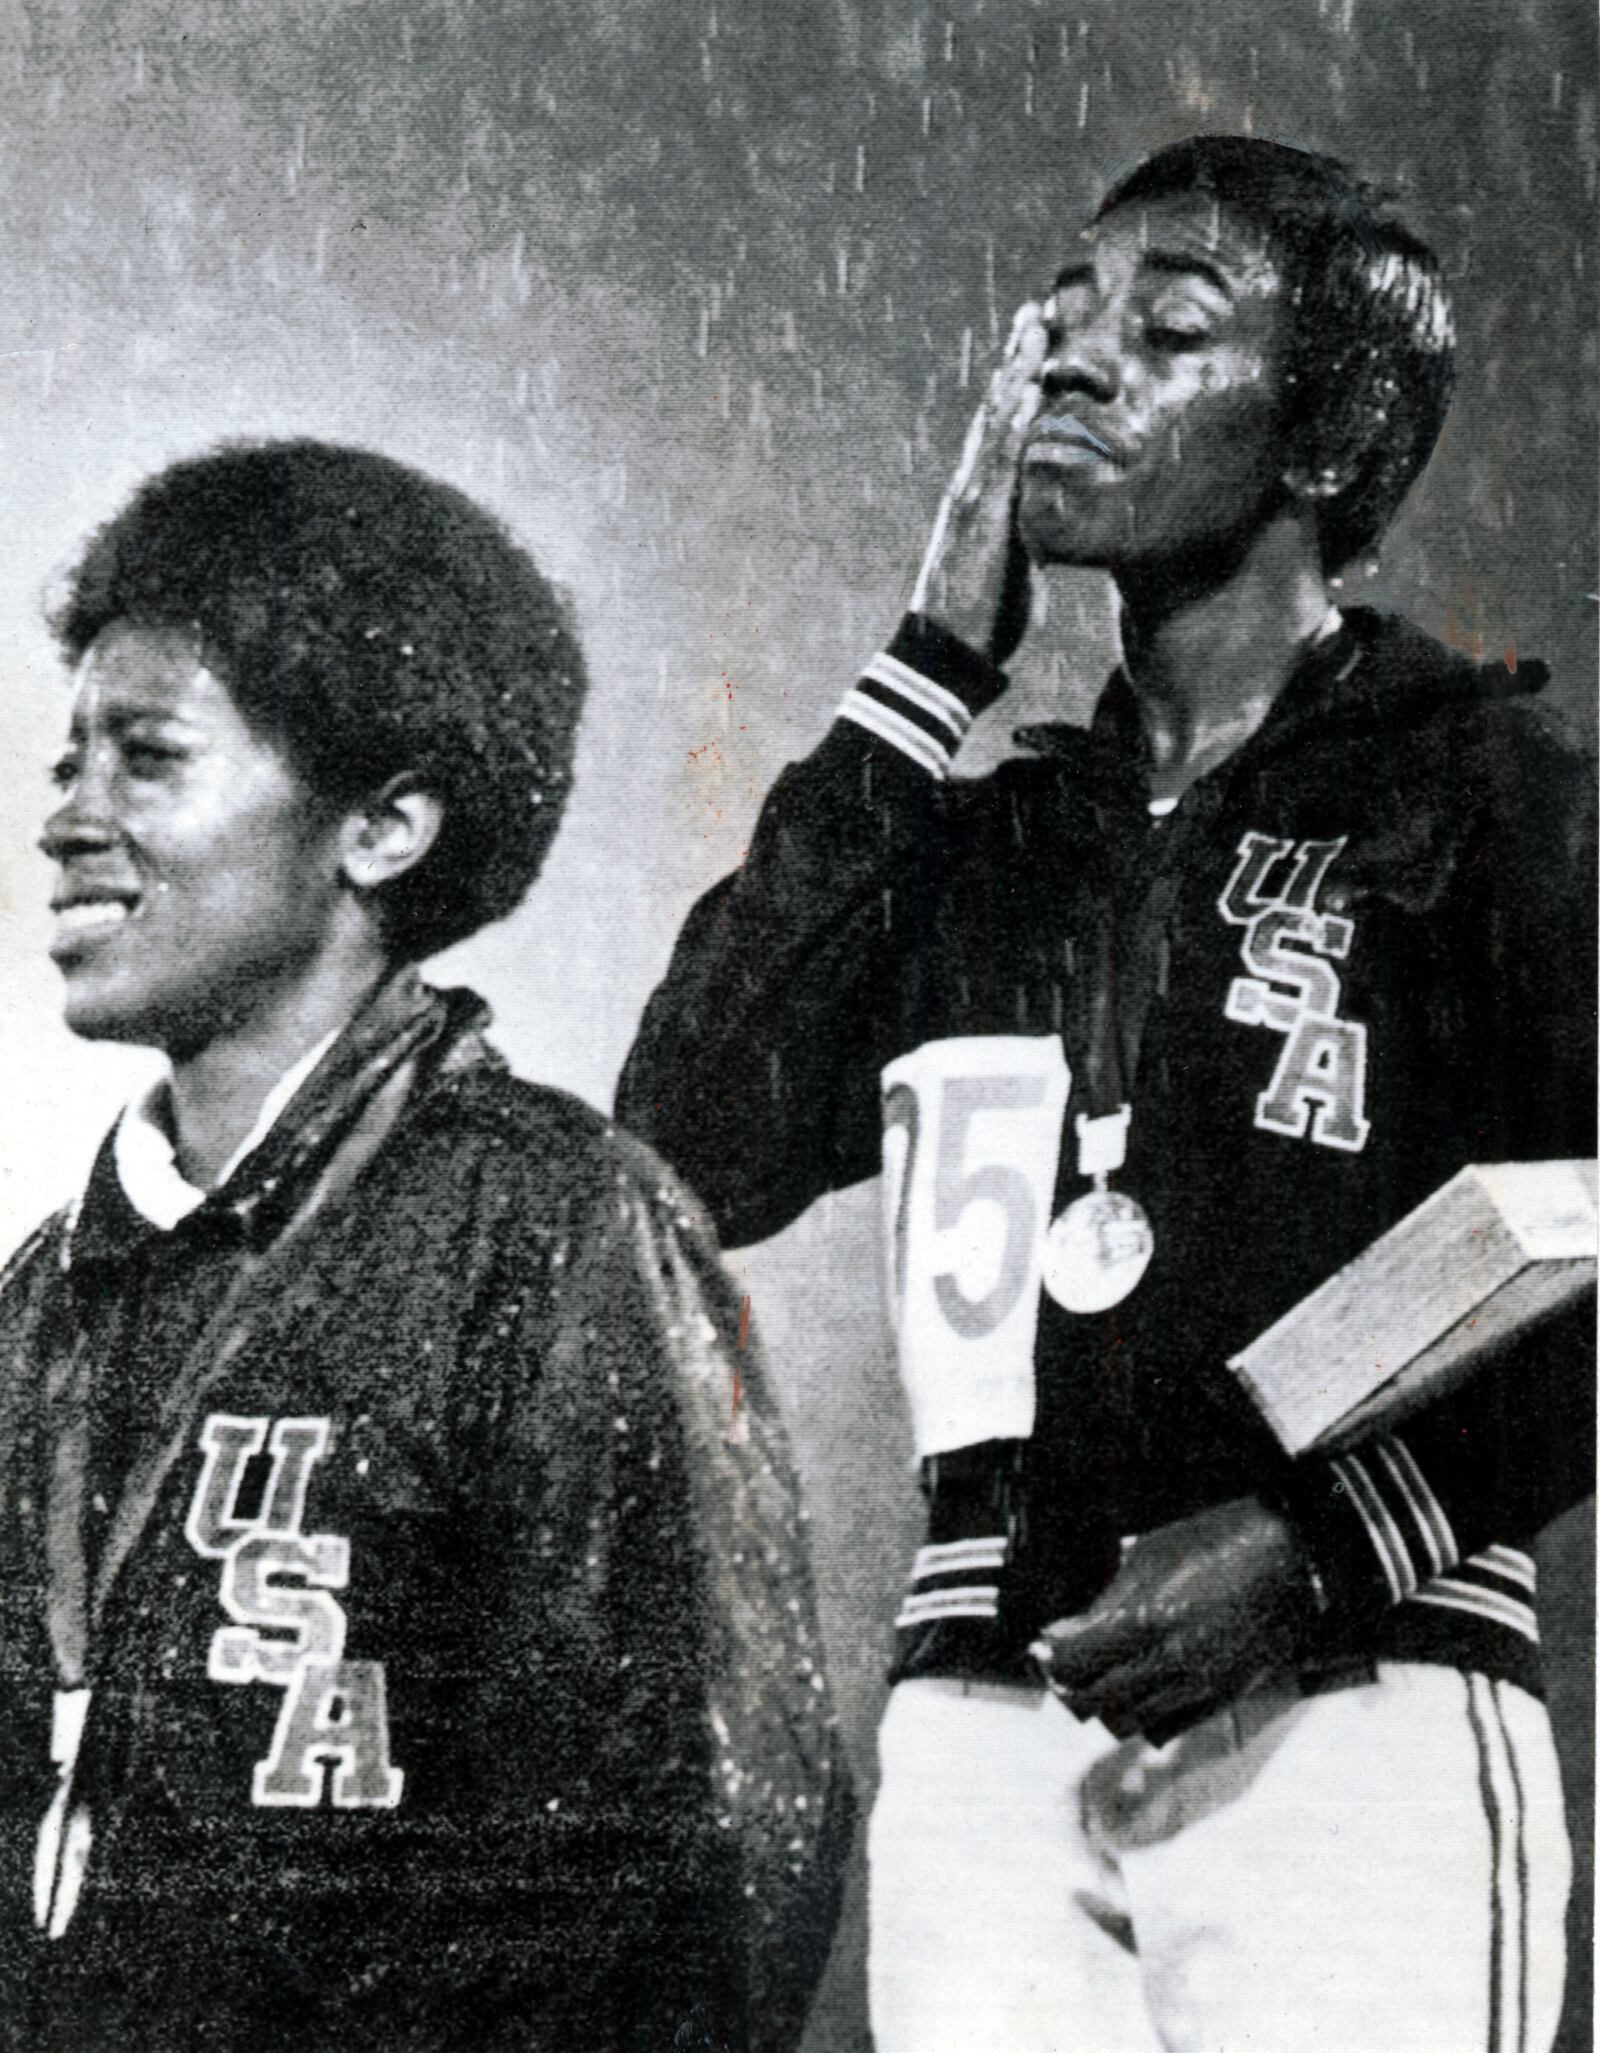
[112,1030,340,1231]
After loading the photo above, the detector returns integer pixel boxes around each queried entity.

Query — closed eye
[123,741,187,768]
[1147,324,1210,350]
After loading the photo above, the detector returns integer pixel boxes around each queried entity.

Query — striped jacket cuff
[1285,1434,1462,1613]
[893,1533,1007,1632]
[837,614,1006,781]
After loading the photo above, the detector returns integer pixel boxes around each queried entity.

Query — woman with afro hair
[0,439,850,2052]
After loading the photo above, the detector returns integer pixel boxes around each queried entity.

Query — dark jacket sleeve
[617,615,1005,1247]
[479,1130,854,2052]
[1284,705,1597,1615]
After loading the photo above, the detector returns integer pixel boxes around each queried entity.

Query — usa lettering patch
[1217,833,1371,1154]
[185,1415,403,1810]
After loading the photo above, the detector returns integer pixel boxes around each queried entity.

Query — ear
[337,776,445,893]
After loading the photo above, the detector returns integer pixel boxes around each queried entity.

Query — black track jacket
[0,973,851,2051]
[620,607,1596,1696]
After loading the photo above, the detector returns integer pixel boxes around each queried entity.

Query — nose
[39,761,117,864]
[1039,304,1121,407]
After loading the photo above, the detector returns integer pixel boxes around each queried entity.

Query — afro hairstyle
[1101,136,1456,574]
[50,438,588,960]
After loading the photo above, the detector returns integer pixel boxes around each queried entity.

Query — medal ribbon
[1042,756,1203,1314]
[1075,779,1201,1181]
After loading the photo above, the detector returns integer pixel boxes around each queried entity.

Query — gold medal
[1042,1106,1154,1314]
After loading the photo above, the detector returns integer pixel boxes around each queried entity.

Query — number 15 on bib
[881,1036,1070,1459]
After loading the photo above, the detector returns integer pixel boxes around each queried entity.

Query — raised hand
[910,301,1049,666]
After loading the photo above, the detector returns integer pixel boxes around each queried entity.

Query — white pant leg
[1090,1664,1571,2053]
[868,1677,1166,2053]
[869,1666,1569,2053]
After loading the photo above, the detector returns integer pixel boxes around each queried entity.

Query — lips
[49,888,143,957]
[1024,415,1120,467]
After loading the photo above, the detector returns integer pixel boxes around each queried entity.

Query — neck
[1112,513,1333,802]
[165,945,391,1189]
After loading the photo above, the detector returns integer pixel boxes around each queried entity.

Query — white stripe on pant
[868,1664,1570,2053]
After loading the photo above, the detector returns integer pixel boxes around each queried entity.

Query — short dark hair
[1101,136,1455,573]
[50,438,588,959]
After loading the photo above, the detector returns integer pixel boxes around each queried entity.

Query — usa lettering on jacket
[185,1414,403,1810]
[1218,832,1371,1153]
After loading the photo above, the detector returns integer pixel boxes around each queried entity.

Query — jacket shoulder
[1357,609,1593,804]
[411,1063,718,1246]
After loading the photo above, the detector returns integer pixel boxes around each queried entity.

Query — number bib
[881,1036,1070,1457]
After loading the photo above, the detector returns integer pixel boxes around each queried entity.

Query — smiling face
[41,623,352,1056]
[1017,194,1291,578]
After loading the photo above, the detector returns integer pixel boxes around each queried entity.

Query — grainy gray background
[0,3,1592,2047]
